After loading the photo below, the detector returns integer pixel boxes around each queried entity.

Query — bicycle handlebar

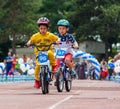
[30,42,59,51]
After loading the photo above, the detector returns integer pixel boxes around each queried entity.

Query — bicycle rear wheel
[56,68,64,92]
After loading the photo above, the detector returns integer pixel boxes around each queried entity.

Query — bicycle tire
[65,72,72,92]
[40,67,49,94]
[56,68,64,92]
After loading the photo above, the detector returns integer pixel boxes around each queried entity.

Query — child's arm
[26,40,32,47]
[56,38,61,44]
[73,41,79,49]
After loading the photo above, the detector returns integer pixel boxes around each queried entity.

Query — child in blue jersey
[56,19,79,74]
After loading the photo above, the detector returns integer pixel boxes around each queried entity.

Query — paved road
[0,80,120,109]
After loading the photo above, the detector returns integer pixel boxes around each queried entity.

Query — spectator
[100,58,108,70]
[12,54,17,70]
[23,54,28,64]
[15,55,21,74]
[87,61,96,80]
[113,52,120,62]
[74,61,81,79]
[27,55,34,66]
[80,60,87,79]
[99,67,108,80]
[108,56,115,80]
[5,52,13,80]
[81,60,87,74]
[8,54,17,75]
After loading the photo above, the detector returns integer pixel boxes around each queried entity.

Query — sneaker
[70,70,74,75]
[34,80,40,89]
[70,70,76,79]
[52,65,58,73]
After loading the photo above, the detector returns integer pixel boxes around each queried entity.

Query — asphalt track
[0,80,120,109]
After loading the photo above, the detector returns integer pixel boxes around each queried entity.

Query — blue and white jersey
[56,33,76,54]
[58,33,75,48]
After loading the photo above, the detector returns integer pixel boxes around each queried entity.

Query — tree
[0,0,39,54]
[93,1,120,59]
[68,0,120,60]
[99,4,120,53]
[38,0,73,32]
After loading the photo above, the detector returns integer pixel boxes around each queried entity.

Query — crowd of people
[99,56,116,80]
[0,52,120,82]
[74,55,120,81]
[74,59,99,80]
[0,52,35,80]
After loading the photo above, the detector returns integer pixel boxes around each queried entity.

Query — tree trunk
[12,34,16,54]
[11,9,17,54]
[105,40,109,61]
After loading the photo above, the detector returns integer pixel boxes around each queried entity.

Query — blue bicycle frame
[56,48,70,80]
[38,51,51,81]
[55,47,72,92]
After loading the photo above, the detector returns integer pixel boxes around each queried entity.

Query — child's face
[39,25,48,35]
[58,26,69,36]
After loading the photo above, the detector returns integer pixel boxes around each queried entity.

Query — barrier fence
[0,74,34,82]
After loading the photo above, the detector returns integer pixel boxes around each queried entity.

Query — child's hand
[56,38,61,44]
[73,45,79,49]
[73,41,79,49]
[56,41,61,44]
[26,41,31,47]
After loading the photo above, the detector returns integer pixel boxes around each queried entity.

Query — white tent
[0,63,5,74]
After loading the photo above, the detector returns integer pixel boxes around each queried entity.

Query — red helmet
[37,17,50,27]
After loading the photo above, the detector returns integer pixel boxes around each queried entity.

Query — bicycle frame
[38,49,50,79]
[55,47,72,92]
[57,59,70,81]
[34,43,54,94]
[55,48,69,79]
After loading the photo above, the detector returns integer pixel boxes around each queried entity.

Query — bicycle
[33,43,54,94]
[55,47,74,92]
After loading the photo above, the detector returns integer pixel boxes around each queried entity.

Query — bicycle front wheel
[56,68,64,92]
[40,69,49,94]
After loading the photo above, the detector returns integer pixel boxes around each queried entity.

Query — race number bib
[38,51,48,65]
[56,48,66,58]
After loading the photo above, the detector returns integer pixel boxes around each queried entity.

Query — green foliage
[0,0,120,60]
[68,0,120,42]
[1,0,38,35]
[38,0,74,32]
[0,0,41,55]
[0,41,11,61]
[65,0,120,59]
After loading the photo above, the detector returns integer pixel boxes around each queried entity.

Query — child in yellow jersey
[27,17,59,88]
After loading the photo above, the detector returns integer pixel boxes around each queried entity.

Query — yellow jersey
[30,32,58,56]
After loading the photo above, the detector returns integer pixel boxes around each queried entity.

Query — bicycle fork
[40,65,50,81]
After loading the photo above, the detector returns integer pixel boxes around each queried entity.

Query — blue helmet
[57,19,70,27]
